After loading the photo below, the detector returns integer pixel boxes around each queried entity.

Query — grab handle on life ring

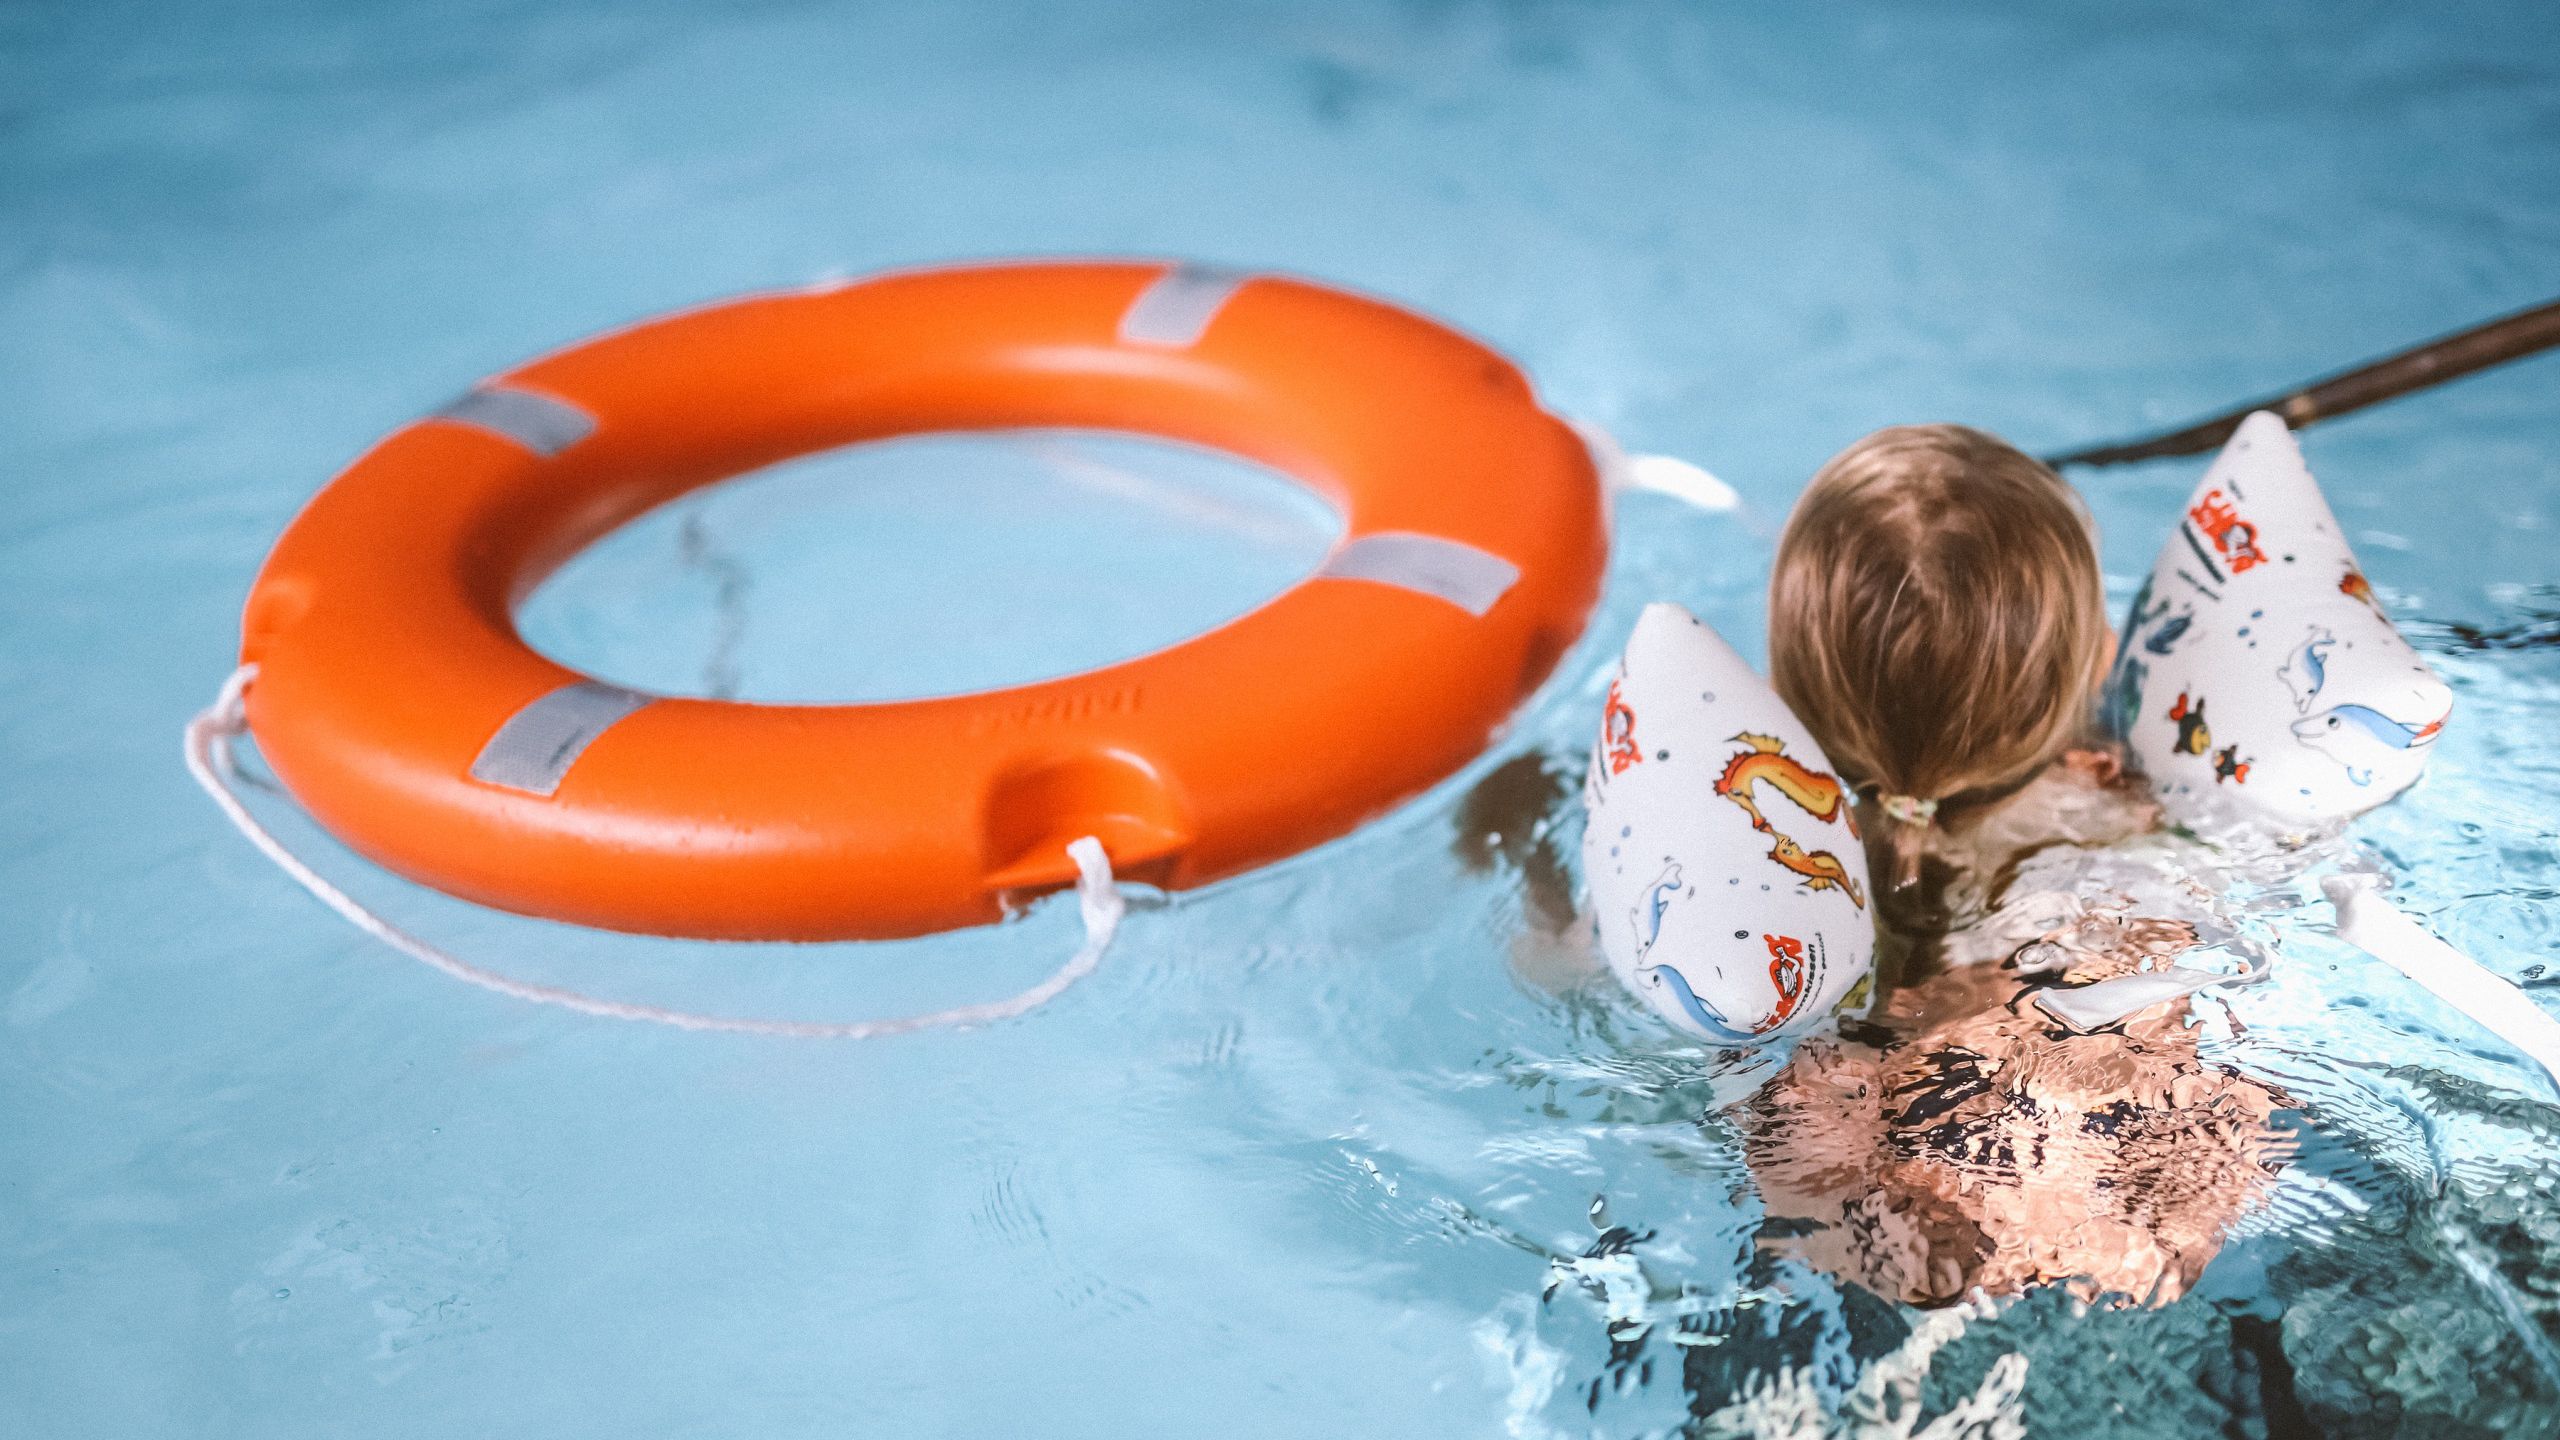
[979,750,1192,895]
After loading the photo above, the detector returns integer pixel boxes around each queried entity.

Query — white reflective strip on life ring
[469,681,654,796]
[1118,264,1250,348]
[431,386,598,458]
[1319,532,1520,617]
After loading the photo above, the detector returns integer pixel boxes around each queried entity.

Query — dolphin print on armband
[1629,861,1683,960]
[2280,627,2335,713]
[1641,962,1766,1045]
[2292,703,2446,787]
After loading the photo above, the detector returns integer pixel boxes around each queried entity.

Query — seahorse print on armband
[1713,733,1865,909]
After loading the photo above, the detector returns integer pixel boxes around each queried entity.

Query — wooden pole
[2044,296,2560,469]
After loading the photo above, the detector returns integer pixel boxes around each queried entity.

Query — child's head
[1769,425,2108,833]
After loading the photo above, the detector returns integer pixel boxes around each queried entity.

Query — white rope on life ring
[1571,419,1739,513]
[184,664,1127,1039]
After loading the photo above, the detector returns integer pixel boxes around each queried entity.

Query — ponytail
[1875,792,1939,895]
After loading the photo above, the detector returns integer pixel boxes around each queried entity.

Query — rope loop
[182,664,1124,1038]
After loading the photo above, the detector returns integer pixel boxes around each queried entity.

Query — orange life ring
[237,261,1607,940]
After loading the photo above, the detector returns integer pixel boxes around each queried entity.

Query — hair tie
[1878,793,1939,827]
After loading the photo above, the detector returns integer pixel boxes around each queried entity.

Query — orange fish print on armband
[1715,733,1866,909]
[1602,678,1642,775]
[2340,567,2388,619]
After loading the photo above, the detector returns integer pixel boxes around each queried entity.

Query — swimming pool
[6,1,2558,1434]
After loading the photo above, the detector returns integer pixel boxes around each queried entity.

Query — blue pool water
[7,2,2560,1435]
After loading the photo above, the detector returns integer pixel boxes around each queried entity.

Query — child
[1746,426,2298,1308]
[1472,425,2153,998]
[1459,423,2299,1332]
[1768,424,2156,950]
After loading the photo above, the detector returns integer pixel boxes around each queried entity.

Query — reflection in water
[1452,751,1580,935]
[1744,910,2296,1308]
[1451,749,2297,1312]
[1454,749,2560,1430]
[675,512,752,701]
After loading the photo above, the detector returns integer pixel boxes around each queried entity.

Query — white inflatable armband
[2103,412,2452,829]
[1581,603,1875,1043]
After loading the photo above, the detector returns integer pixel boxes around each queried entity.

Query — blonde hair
[1769,425,2108,877]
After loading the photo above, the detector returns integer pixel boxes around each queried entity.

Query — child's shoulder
[1954,743,2159,859]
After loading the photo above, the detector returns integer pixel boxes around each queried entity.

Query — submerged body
[1743,913,2295,1308]
[1741,755,2289,1306]
[1480,738,2278,1307]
